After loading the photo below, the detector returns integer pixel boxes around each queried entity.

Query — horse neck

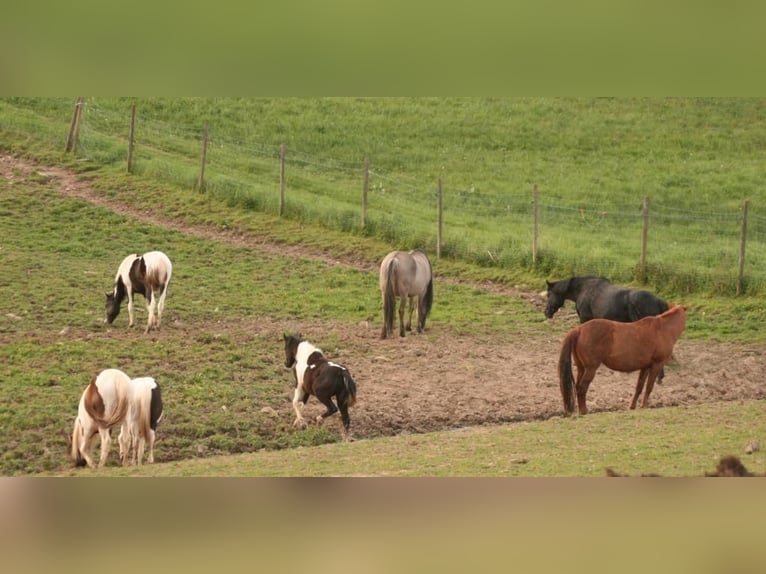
[113,277,127,305]
[662,308,687,340]
[296,341,322,364]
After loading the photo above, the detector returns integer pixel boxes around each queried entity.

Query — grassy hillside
[2,97,766,295]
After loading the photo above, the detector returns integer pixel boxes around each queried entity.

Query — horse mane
[112,276,127,305]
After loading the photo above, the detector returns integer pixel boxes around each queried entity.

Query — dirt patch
[3,153,766,441]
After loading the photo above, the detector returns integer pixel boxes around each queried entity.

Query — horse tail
[558,329,579,415]
[137,386,152,444]
[422,276,434,323]
[83,377,129,428]
[343,371,357,408]
[382,258,397,338]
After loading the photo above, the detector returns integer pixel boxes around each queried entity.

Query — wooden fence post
[436,178,443,259]
[65,96,84,153]
[361,157,369,229]
[279,143,286,217]
[639,196,650,283]
[737,199,750,295]
[532,184,539,265]
[196,124,209,192]
[127,103,136,174]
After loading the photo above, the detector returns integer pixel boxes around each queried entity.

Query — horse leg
[292,386,309,428]
[146,429,156,463]
[575,367,597,415]
[97,427,112,468]
[406,295,415,332]
[80,428,99,469]
[127,292,135,327]
[338,399,352,442]
[314,393,338,425]
[398,296,407,337]
[630,369,651,410]
[640,365,663,408]
[118,423,130,466]
[156,285,168,329]
[145,290,156,334]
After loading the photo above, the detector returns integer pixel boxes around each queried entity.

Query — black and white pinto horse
[105,251,172,334]
[544,276,668,323]
[118,376,163,466]
[283,334,357,441]
[379,249,433,339]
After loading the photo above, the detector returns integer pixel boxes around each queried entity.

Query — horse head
[544,280,567,319]
[283,333,303,368]
[104,291,120,324]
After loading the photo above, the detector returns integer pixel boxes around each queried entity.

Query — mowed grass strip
[49,400,766,477]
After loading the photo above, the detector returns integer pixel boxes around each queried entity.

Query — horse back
[304,354,355,402]
[83,369,131,427]
[140,251,172,291]
[380,250,431,297]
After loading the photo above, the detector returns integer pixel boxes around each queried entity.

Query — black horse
[544,276,668,323]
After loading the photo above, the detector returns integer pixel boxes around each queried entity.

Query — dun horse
[558,305,687,415]
[379,249,433,339]
[283,334,357,441]
[71,368,132,468]
[105,251,172,334]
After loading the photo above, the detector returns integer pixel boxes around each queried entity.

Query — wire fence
[4,97,765,295]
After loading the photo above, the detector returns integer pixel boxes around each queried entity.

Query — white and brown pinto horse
[71,370,164,468]
[283,334,357,441]
[105,251,172,334]
[118,376,164,466]
[71,368,132,468]
[379,249,433,339]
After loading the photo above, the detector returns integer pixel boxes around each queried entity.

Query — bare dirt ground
[4,154,766,440]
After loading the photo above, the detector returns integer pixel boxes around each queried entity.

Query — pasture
[1,152,765,477]
[1,97,765,477]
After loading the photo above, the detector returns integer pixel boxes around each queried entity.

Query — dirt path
[3,154,765,439]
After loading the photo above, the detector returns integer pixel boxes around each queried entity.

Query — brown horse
[558,305,687,415]
[379,249,433,339]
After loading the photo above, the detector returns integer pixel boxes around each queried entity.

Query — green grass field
[1,97,765,477]
[2,97,766,294]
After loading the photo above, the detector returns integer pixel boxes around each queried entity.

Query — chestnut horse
[105,251,172,334]
[379,249,433,339]
[283,334,358,441]
[558,305,687,415]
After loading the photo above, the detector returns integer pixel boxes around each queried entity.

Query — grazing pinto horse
[544,276,668,323]
[118,377,163,466]
[379,249,433,339]
[105,251,172,334]
[283,334,357,441]
[70,369,131,468]
[558,305,686,415]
